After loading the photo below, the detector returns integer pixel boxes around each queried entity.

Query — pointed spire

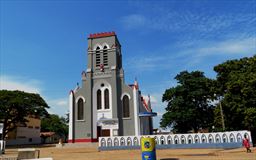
[147,94,152,112]
[134,77,139,90]
[74,82,80,92]
[147,94,150,105]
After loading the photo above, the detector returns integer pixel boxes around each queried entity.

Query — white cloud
[56,99,68,106]
[197,37,256,56]
[121,14,146,30]
[120,5,255,35]
[125,37,255,73]
[47,98,69,116]
[47,98,68,108]
[0,75,68,116]
[0,75,42,93]
[125,55,173,72]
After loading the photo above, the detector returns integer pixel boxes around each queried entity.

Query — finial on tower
[134,78,139,90]
[74,82,80,92]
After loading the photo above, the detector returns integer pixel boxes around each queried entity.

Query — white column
[68,91,74,141]
[133,88,140,135]
[93,88,97,139]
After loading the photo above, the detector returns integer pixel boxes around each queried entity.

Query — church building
[68,32,156,143]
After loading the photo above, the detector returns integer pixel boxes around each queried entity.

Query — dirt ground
[1,145,255,160]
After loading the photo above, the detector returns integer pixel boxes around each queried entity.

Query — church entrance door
[101,129,110,137]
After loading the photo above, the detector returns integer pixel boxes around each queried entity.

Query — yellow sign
[141,137,155,152]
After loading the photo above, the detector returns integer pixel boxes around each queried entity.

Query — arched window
[103,46,108,66]
[181,136,186,144]
[107,138,112,146]
[120,138,125,146]
[230,134,235,142]
[174,135,179,144]
[223,134,227,143]
[188,135,193,144]
[208,134,214,143]
[133,137,138,146]
[122,95,129,118]
[195,135,200,143]
[101,139,106,147]
[96,46,101,67]
[167,136,172,144]
[154,136,159,145]
[127,137,132,146]
[237,133,242,142]
[114,138,119,146]
[216,134,221,143]
[97,89,102,110]
[201,134,207,143]
[77,98,84,120]
[160,136,165,145]
[104,89,109,109]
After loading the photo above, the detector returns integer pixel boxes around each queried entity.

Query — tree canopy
[213,55,256,132]
[161,55,256,139]
[0,90,49,139]
[160,71,215,133]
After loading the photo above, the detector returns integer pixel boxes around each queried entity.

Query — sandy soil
[1,145,255,160]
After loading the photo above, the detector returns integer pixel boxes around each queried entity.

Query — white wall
[99,130,251,147]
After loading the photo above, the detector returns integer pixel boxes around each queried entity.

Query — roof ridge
[89,31,116,38]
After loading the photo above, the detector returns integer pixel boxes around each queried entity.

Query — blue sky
[1,0,255,130]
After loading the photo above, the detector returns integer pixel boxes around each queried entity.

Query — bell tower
[86,32,125,139]
[87,32,123,74]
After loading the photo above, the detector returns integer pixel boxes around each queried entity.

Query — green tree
[213,55,256,135]
[41,114,68,142]
[161,71,215,133]
[0,90,49,139]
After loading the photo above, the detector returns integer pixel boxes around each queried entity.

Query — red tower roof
[88,31,116,38]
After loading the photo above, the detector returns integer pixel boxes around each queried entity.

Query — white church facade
[68,32,156,143]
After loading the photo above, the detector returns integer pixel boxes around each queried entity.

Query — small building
[40,132,62,144]
[6,116,41,145]
[69,32,157,143]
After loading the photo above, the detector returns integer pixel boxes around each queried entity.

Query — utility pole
[219,100,225,131]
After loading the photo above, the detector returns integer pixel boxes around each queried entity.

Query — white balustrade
[99,130,251,147]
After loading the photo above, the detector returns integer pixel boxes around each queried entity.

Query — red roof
[89,31,116,38]
[40,132,55,137]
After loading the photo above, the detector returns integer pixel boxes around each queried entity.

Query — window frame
[77,98,85,121]
[96,46,101,67]
[122,95,130,118]
[103,46,108,66]
[104,89,110,109]
[97,89,102,110]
